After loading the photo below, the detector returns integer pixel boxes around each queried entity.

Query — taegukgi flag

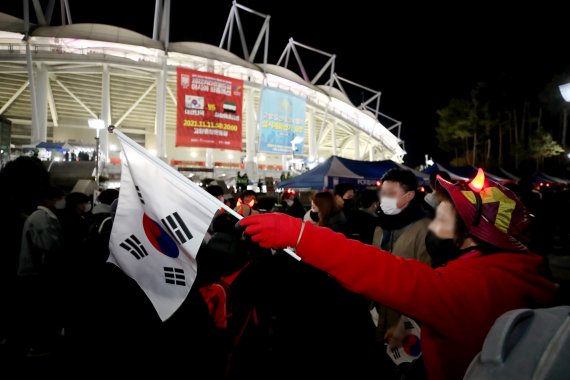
[108,130,232,321]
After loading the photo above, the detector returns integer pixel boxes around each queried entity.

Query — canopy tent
[497,168,520,182]
[422,163,468,181]
[277,156,428,190]
[536,172,570,185]
[36,142,72,151]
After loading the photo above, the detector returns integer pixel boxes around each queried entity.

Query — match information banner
[258,87,306,155]
[176,68,243,151]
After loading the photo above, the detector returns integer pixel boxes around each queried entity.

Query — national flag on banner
[108,130,227,321]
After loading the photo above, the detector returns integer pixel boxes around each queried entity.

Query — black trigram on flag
[120,234,149,260]
[391,347,401,359]
[164,267,185,286]
[161,212,193,245]
[135,185,145,204]
[404,320,414,330]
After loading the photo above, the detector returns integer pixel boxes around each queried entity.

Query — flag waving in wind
[109,130,233,321]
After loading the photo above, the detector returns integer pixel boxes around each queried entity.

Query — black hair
[381,168,418,192]
[97,188,119,205]
[241,190,257,199]
[65,192,90,207]
[206,184,224,198]
[360,189,379,209]
[429,171,451,189]
[333,182,355,198]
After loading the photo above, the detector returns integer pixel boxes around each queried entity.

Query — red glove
[239,213,303,249]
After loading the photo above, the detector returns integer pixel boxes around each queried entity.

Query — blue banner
[258,87,306,155]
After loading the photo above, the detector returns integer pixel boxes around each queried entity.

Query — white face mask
[55,199,66,210]
[285,199,294,207]
[380,197,402,215]
[84,203,92,213]
[424,192,438,209]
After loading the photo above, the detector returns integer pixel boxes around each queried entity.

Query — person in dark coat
[278,190,305,219]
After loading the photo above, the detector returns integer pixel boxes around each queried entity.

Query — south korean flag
[108,132,228,321]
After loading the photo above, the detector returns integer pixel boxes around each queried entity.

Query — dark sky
[2,1,569,166]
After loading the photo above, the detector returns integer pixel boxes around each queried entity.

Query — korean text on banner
[258,87,306,155]
[176,67,243,151]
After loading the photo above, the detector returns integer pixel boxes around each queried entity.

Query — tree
[436,99,477,165]
[528,128,564,170]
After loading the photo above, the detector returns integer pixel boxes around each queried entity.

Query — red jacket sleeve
[295,222,495,336]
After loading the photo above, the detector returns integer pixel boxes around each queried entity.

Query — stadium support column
[354,130,360,159]
[32,63,48,144]
[331,120,337,156]
[205,148,214,168]
[155,58,168,161]
[245,86,257,180]
[100,64,111,163]
[308,108,317,161]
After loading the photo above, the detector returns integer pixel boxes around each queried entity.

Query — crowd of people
[0,155,569,379]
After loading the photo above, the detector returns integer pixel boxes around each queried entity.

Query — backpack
[464,305,570,380]
[83,212,114,264]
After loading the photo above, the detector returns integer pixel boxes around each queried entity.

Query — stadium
[0,1,405,187]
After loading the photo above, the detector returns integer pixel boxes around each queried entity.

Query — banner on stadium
[176,68,243,151]
[258,87,306,155]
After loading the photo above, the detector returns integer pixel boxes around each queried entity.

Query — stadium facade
[0,2,405,182]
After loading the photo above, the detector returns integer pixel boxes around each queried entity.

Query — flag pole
[108,125,301,261]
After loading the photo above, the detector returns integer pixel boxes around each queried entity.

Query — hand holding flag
[239,213,304,250]
[108,128,299,321]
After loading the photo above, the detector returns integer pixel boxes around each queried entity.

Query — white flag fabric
[108,131,226,321]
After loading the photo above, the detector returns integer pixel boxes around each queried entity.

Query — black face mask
[309,211,319,223]
[425,230,461,268]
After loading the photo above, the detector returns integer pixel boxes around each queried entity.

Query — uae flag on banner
[108,130,233,321]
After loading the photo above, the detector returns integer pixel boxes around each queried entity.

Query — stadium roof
[169,41,260,72]
[32,23,164,50]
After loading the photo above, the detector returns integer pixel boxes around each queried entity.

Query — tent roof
[36,141,72,150]
[423,163,511,183]
[278,156,428,189]
[537,172,570,185]
[277,156,361,189]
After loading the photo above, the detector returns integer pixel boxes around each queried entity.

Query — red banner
[176,68,243,150]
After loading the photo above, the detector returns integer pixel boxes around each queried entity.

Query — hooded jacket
[295,222,557,380]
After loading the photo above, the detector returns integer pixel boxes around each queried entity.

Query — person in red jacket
[239,169,558,380]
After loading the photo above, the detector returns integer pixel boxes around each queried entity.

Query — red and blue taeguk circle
[402,335,421,357]
[142,213,179,258]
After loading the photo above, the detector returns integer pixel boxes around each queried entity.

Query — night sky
[2,1,569,167]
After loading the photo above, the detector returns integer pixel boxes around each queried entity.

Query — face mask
[84,203,92,213]
[424,192,438,209]
[285,199,294,207]
[380,197,402,215]
[425,230,461,267]
[55,199,66,210]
